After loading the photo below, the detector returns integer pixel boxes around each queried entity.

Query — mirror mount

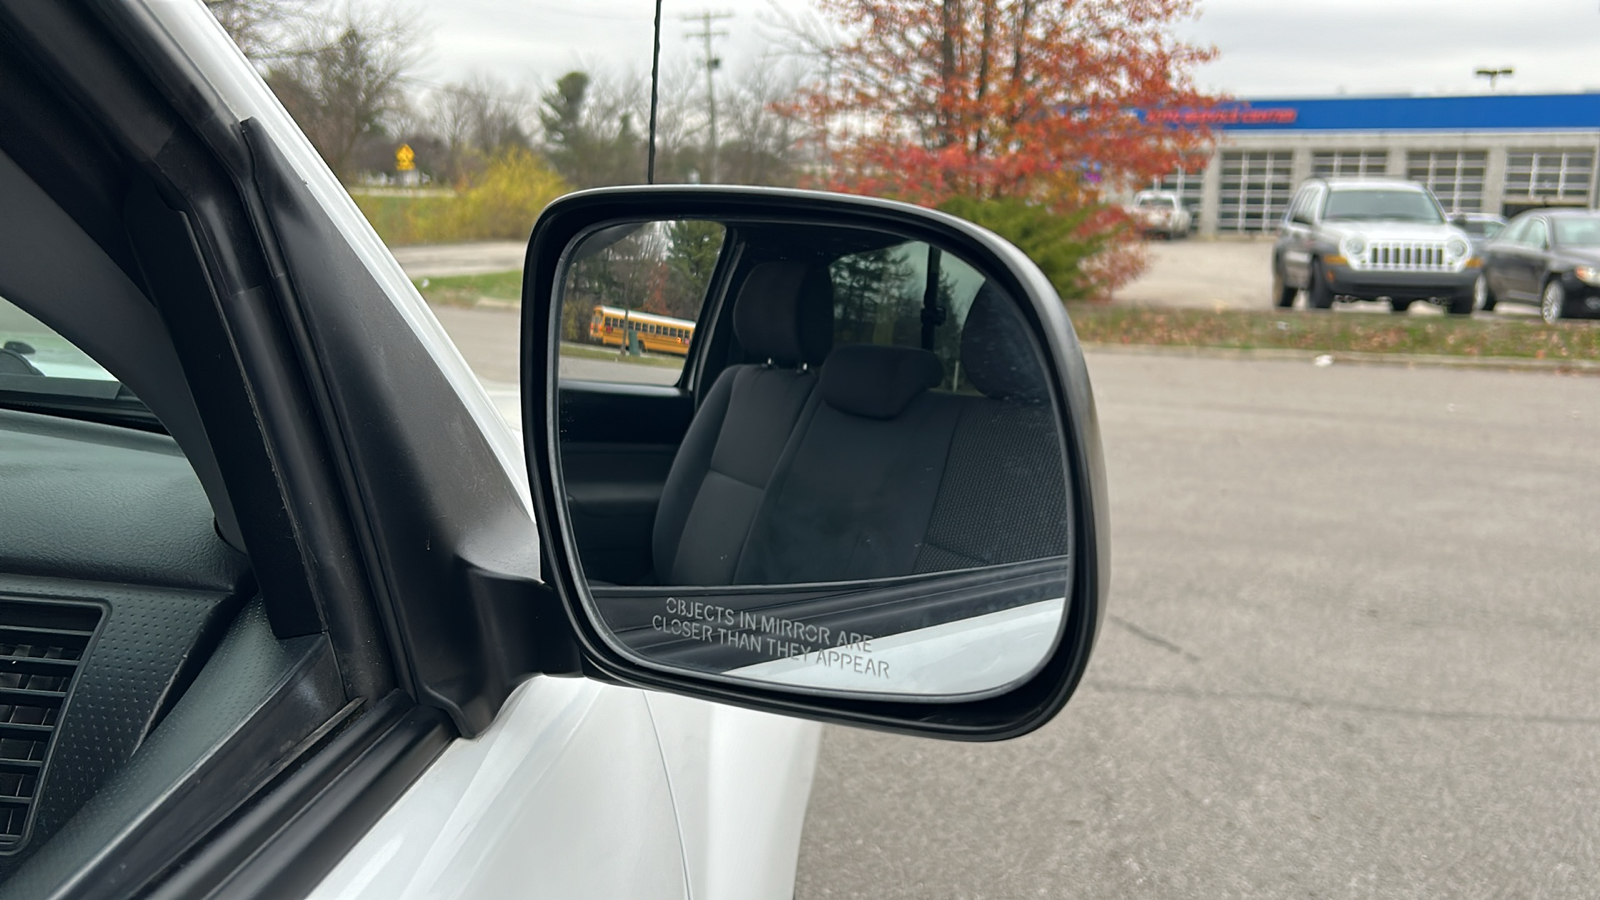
[522,186,1108,741]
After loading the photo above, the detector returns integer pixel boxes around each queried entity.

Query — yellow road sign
[396,143,415,171]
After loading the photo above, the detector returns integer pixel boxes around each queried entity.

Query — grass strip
[1067,305,1600,361]
[413,270,523,308]
[559,344,685,368]
[412,274,1600,362]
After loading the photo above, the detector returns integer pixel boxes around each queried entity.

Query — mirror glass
[552,216,1074,700]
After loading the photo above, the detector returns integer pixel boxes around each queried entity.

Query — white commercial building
[1147,94,1600,236]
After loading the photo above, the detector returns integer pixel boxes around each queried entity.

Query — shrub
[353,148,570,245]
[936,196,1140,301]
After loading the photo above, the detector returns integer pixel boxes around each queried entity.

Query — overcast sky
[406,0,1600,100]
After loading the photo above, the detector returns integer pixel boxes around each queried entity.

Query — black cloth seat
[912,287,1071,573]
[734,343,957,584]
[651,261,833,585]
[733,287,1070,585]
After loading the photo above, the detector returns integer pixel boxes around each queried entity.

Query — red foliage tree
[794,0,1219,294]
[800,0,1217,203]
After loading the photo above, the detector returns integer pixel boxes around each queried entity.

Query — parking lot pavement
[1113,237,1547,318]
[391,240,525,278]
[794,352,1600,899]
[1115,237,1275,310]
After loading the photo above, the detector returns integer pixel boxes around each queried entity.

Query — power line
[522,4,645,22]
[681,9,733,182]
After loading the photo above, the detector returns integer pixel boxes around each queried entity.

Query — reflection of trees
[661,221,724,320]
[830,243,977,390]
[830,247,920,347]
[560,222,725,343]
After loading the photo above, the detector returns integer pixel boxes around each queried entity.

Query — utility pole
[1475,66,1514,91]
[682,10,733,182]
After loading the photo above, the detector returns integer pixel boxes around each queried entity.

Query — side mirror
[521,187,1107,740]
[1450,215,1469,229]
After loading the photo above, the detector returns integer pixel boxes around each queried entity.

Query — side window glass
[557,220,726,385]
[0,298,116,381]
[1526,219,1549,250]
[1500,218,1529,245]
[828,241,987,388]
[1287,188,1309,223]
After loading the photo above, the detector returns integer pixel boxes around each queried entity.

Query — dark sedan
[1477,210,1600,323]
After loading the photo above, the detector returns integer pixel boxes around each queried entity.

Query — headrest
[732,262,834,366]
[960,286,1048,402]
[821,344,943,420]
[0,349,41,376]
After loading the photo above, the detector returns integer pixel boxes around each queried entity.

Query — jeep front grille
[1361,241,1452,272]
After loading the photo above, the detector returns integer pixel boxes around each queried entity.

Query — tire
[1307,259,1334,310]
[1445,291,1473,316]
[1541,278,1566,324]
[1390,298,1414,314]
[1472,272,1497,312]
[1271,263,1297,308]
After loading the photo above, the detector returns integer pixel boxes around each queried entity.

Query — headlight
[1446,238,1470,259]
[1575,266,1600,286]
[1341,235,1367,258]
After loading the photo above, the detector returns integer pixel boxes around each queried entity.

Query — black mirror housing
[520,186,1108,740]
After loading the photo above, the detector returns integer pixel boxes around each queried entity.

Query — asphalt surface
[1114,237,1276,310]
[392,240,524,278]
[793,352,1600,899]
[1113,237,1544,319]
[426,287,1600,898]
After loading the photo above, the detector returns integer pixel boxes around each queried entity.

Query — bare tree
[264,4,423,181]
[425,74,536,183]
[204,0,308,60]
[717,58,808,186]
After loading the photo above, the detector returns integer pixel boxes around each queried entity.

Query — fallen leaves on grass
[1068,307,1600,360]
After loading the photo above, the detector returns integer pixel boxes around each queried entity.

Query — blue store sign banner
[1146,94,1600,132]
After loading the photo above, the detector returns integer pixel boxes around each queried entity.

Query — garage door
[1407,151,1487,213]
[1311,150,1388,178]
[1217,151,1293,233]
[1504,150,1594,206]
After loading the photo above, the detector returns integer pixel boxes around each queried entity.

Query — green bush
[936,196,1110,301]
[353,148,570,245]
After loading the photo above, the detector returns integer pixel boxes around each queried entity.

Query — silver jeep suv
[1272,178,1479,315]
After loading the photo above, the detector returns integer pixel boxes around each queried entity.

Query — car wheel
[1272,263,1297,308]
[1541,278,1565,324]
[1390,298,1413,314]
[1472,273,1497,312]
[1307,259,1334,310]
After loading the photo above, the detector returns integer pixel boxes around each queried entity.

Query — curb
[1080,342,1600,375]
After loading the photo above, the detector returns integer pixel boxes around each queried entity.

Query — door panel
[559,381,694,583]
[1508,219,1550,298]
[305,680,688,900]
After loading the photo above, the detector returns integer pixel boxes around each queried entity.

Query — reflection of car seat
[734,342,954,584]
[651,261,834,585]
[913,286,1071,572]
[734,286,1071,584]
[0,348,42,375]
